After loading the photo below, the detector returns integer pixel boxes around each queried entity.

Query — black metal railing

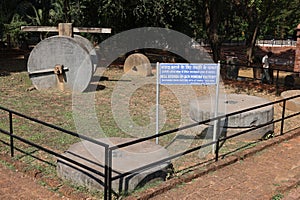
[1,94,300,200]
[223,61,297,95]
[104,94,300,199]
[0,105,110,199]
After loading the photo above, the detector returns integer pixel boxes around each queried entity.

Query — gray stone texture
[124,53,152,77]
[73,34,98,72]
[27,35,93,92]
[226,56,239,80]
[280,90,300,111]
[190,94,274,140]
[57,137,170,193]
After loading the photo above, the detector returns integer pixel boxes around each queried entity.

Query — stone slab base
[280,90,300,111]
[190,94,274,140]
[57,137,170,193]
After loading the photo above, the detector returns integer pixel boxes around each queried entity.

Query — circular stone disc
[73,35,98,72]
[27,35,93,92]
[280,90,300,111]
[124,53,152,77]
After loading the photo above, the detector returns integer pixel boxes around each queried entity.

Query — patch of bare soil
[0,152,96,199]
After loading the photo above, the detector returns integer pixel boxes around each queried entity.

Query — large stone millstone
[73,35,98,72]
[57,137,170,193]
[27,35,93,92]
[190,94,274,140]
[124,53,152,77]
[280,90,300,111]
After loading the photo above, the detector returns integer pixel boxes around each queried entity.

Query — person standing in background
[261,52,273,84]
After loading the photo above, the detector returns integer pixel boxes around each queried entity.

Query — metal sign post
[212,61,221,153]
[156,62,220,148]
[156,62,160,145]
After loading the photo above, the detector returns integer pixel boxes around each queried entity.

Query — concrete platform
[57,137,170,193]
[190,94,274,140]
[280,90,300,111]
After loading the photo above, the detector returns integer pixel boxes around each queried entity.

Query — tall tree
[195,0,241,62]
[233,0,296,64]
[203,0,222,62]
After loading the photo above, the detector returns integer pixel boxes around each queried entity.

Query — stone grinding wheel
[124,53,152,77]
[73,34,98,72]
[280,90,300,111]
[27,35,93,92]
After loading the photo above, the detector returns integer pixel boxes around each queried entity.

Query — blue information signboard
[155,62,220,145]
[159,63,218,85]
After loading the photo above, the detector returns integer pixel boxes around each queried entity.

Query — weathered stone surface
[57,137,170,193]
[226,56,239,80]
[284,75,295,88]
[73,34,98,72]
[124,53,152,77]
[190,94,274,140]
[27,35,93,92]
[280,90,300,111]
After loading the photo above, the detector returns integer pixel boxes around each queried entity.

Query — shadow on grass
[0,59,27,73]
[0,138,55,167]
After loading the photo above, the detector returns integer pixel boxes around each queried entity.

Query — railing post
[275,70,280,96]
[280,99,286,135]
[214,118,221,161]
[215,138,220,162]
[9,111,14,157]
[104,146,109,200]
[108,149,113,200]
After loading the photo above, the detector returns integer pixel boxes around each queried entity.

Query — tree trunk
[210,39,221,63]
[204,0,221,62]
[246,25,259,64]
[246,25,259,80]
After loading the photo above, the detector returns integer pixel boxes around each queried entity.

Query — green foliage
[3,13,28,47]
[272,193,284,200]
[26,5,43,26]
[1,0,300,58]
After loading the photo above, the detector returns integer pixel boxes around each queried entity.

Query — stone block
[190,94,274,141]
[57,138,170,193]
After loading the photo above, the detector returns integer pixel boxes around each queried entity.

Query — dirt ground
[0,45,299,199]
[0,162,62,199]
[141,133,300,200]
[0,133,299,200]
